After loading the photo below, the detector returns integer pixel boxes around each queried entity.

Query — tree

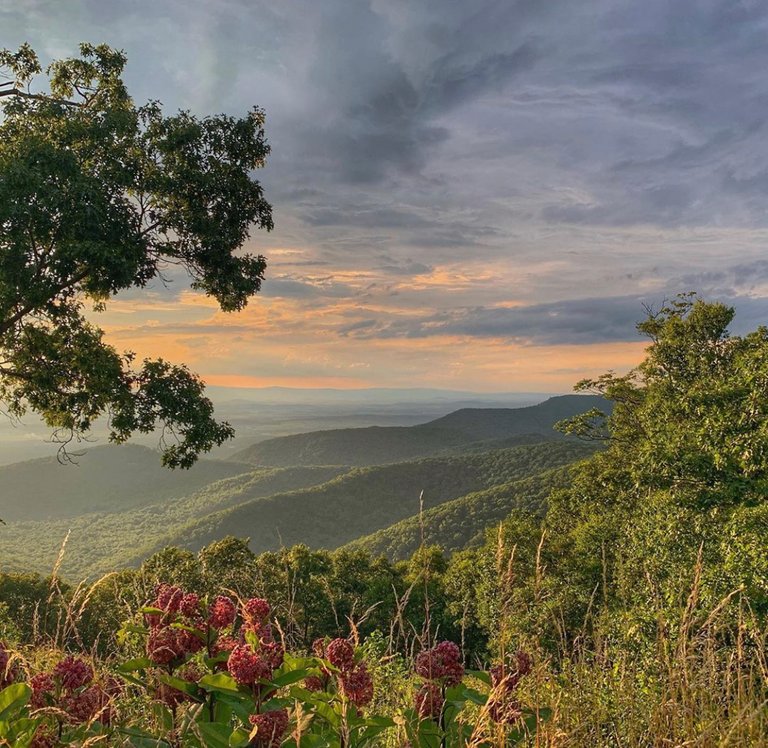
[545,295,768,641]
[0,43,273,467]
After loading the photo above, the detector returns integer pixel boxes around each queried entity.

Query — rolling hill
[158,441,595,559]
[0,444,253,522]
[231,394,605,467]
[347,465,576,560]
[0,465,348,579]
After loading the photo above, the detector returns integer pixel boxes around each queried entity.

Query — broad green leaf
[199,672,241,696]
[0,683,30,721]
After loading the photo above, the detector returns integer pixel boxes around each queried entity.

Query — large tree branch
[0,268,90,336]
[0,88,82,107]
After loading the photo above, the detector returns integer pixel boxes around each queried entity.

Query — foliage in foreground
[0,585,538,747]
[0,42,273,466]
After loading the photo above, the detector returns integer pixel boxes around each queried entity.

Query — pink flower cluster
[30,655,116,726]
[413,640,464,721]
[249,708,290,748]
[487,650,532,724]
[414,681,443,720]
[225,598,284,688]
[306,637,374,708]
[145,584,206,665]
[145,584,259,666]
[414,641,464,687]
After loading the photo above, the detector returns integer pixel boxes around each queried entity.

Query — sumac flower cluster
[249,707,290,748]
[29,654,117,729]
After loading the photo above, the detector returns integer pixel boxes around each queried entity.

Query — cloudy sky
[4,0,768,392]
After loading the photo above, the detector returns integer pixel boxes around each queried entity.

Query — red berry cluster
[487,650,532,724]
[306,637,374,709]
[248,708,290,748]
[413,640,464,721]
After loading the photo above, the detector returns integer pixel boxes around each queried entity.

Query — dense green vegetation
[164,442,590,558]
[347,465,578,560]
[0,465,347,579]
[0,441,589,580]
[0,444,252,521]
[232,395,603,466]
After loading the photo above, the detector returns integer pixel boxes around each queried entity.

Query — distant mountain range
[232,394,606,466]
[0,444,252,522]
[0,393,606,579]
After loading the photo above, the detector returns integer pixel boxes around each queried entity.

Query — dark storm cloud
[340,296,651,345]
[339,292,768,346]
[6,0,768,354]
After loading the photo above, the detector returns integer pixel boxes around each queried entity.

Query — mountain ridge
[232,394,605,466]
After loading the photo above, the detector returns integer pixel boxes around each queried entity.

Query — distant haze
[0,387,554,464]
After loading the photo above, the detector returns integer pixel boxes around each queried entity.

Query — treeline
[0,527,520,663]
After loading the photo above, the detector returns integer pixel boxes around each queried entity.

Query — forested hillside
[0,444,252,521]
[232,394,605,466]
[0,465,347,578]
[347,464,578,559]
[165,441,592,557]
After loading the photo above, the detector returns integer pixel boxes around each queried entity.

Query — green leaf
[269,668,312,689]
[199,672,242,696]
[197,722,233,748]
[157,673,201,698]
[228,727,251,747]
[117,657,153,672]
[0,683,30,721]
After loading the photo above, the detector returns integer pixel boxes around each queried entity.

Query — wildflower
[62,684,111,724]
[414,682,443,719]
[243,598,271,627]
[488,695,522,724]
[304,674,326,692]
[214,634,239,652]
[249,708,289,748]
[487,650,531,724]
[261,640,285,670]
[179,592,201,618]
[147,626,184,665]
[414,641,464,686]
[179,662,203,683]
[326,638,355,671]
[176,628,205,655]
[30,672,56,709]
[490,650,532,693]
[53,656,94,690]
[311,638,326,657]
[208,595,237,629]
[227,645,272,685]
[155,584,184,614]
[339,662,374,707]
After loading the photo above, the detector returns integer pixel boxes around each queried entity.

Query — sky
[4,0,768,392]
